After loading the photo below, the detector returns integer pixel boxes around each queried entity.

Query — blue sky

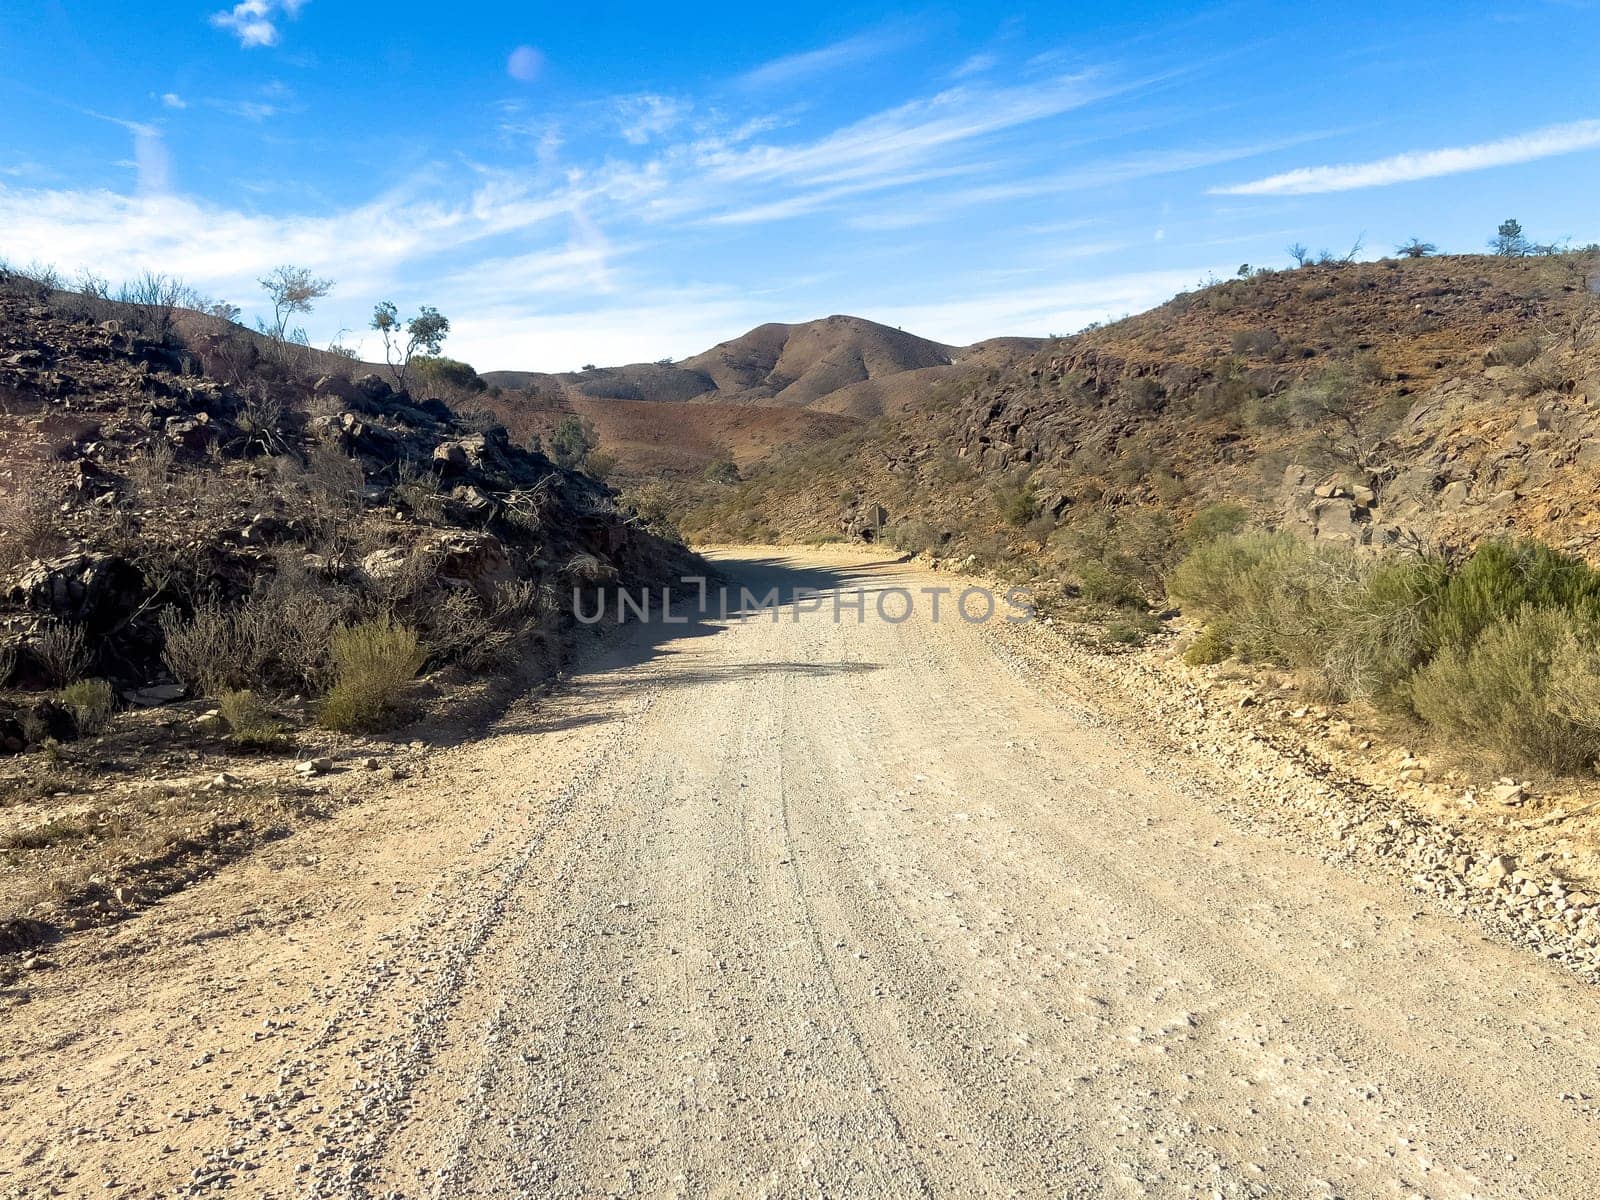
[1,2,1597,370]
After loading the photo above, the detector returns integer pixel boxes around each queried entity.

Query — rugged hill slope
[476,317,1044,476]
[680,253,1600,562]
[0,275,689,712]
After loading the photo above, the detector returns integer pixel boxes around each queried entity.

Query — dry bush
[160,583,352,697]
[189,325,261,387]
[318,618,425,732]
[35,622,91,685]
[59,679,115,736]
[1409,607,1600,773]
[284,443,367,562]
[236,390,289,455]
[564,553,616,583]
[124,441,176,503]
[0,468,64,571]
[420,589,502,668]
[420,580,547,672]
[116,271,190,342]
[392,460,448,523]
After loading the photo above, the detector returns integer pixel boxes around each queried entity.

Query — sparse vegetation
[703,458,741,485]
[1490,335,1542,367]
[0,464,65,570]
[318,618,426,733]
[372,300,451,390]
[35,622,91,685]
[218,689,292,751]
[160,587,349,699]
[1170,534,1600,772]
[1492,218,1532,258]
[548,415,600,470]
[58,679,115,736]
[258,265,333,344]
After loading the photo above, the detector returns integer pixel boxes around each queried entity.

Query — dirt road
[4,549,1600,1199]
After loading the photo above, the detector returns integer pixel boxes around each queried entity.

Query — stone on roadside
[1486,854,1516,883]
[1491,782,1527,806]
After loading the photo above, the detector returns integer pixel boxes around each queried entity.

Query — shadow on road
[427,551,893,746]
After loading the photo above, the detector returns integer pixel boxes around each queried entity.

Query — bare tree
[1395,237,1437,259]
[259,265,334,342]
[1287,242,1311,267]
[371,301,450,391]
[118,271,189,341]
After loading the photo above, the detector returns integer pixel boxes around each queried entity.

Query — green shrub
[1422,540,1600,656]
[318,618,425,733]
[999,482,1038,527]
[1167,530,1312,651]
[1167,532,1445,702]
[1076,561,1147,609]
[1172,531,1600,771]
[219,690,292,751]
[1335,557,1450,705]
[59,678,115,736]
[1105,611,1161,646]
[1409,607,1600,772]
[1183,625,1230,665]
[1549,640,1600,736]
[704,459,741,486]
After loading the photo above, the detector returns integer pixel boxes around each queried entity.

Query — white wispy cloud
[876,268,1210,344]
[210,0,307,49]
[845,138,1318,230]
[83,110,172,193]
[705,163,990,226]
[0,55,1242,368]
[691,71,1126,200]
[951,51,999,78]
[160,93,187,110]
[615,94,689,145]
[0,173,573,315]
[737,24,919,89]
[1212,118,1600,195]
[209,98,282,121]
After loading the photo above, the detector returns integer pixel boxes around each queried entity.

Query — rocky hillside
[0,275,692,745]
[684,253,1600,566]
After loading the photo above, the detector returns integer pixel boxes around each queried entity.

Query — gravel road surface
[3,549,1598,1199]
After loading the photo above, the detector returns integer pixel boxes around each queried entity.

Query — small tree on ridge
[371,301,450,391]
[259,265,333,342]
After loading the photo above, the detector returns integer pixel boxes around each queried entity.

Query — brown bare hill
[463,387,856,476]
[679,316,957,411]
[483,315,982,417]
[681,252,1600,560]
[476,317,1043,476]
